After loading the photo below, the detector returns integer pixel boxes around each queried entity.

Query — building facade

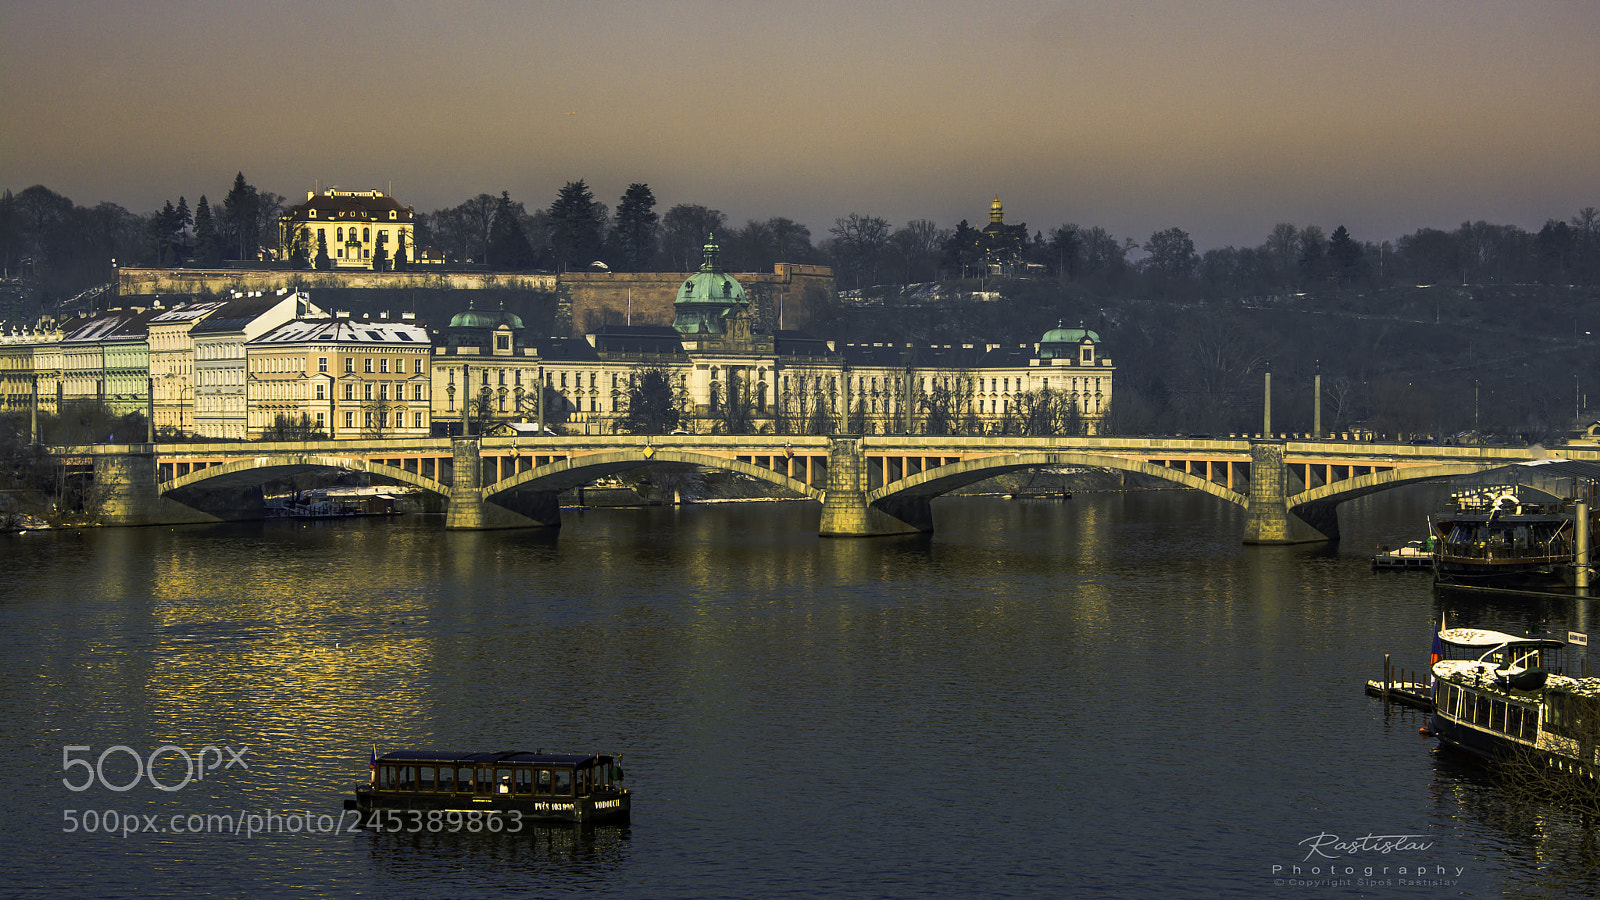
[193,290,321,439]
[149,300,226,434]
[277,189,417,270]
[249,314,432,439]
[437,238,1114,437]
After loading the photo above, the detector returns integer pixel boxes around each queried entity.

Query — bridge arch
[161,454,450,500]
[485,448,825,503]
[870,450,1249,508]
[1290,462,1499,507]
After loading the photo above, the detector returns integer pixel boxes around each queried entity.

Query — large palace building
[9,237,1112,439]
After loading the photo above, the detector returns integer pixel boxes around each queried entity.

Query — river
[2,487,1597,898]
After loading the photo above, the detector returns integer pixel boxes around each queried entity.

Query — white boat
[1429,626,1600,782]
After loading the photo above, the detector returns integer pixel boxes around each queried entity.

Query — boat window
[536,769,552,795]
[1490,700,1506,733]
[379,766,395,790]
[455,766,473,792]
[477,767,495,794]
[575,768,588,797]
[399,766,417,790]
[1506,706,1524,740]
[496,768,514,794]
[553,769,572,795]
[514,767,533,795]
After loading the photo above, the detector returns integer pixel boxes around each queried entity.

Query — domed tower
[672,234,748,335]
[446,297,524,355]
[1037,320,1099,362]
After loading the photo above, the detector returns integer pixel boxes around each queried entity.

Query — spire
[700,233,723,273]
[989,196,1004,225]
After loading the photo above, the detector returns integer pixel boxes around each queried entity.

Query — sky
[3,0,1598,253]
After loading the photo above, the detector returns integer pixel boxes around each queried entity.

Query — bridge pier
[94,448,229,526]
[95,449,162,526]
[819,437,925,537]
[1242,441,1334,544]
[445,439,558,530]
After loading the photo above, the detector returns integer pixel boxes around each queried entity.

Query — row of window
[305,209,403,222]
[340,410,426,430]
[1439,683,1539,742]
[374,764,612,798]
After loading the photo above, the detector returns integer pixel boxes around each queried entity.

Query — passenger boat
[1429,626,1600,782]
[348,749,630,825]
[1428,487,1584,589]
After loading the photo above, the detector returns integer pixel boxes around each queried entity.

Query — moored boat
[348,749,630,826]
[1429,487,1584,589]
[1429,627,1600,783]
[1372,538,1434,571]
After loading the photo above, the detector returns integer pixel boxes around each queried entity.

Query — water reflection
[362,823,630,895]
[11,485,1600,897]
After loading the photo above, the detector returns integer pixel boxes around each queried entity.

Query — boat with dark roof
[348,749,629,825]
[1428,627,1600,783]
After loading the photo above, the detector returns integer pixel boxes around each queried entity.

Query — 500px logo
[62,744,250,793]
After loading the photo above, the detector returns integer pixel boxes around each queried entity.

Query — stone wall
[117,264,835,338]
[117,268,558,296]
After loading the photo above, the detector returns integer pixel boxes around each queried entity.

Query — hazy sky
[4,0,1597,253]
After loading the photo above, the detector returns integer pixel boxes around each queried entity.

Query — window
[496,335,510,351]
[337,227,344,241]
[315,384,325,400]
[315,412,324,429]
[318,357,327,373]
[345,358,354,373]
[415,412,424,429]
[380,358,388,374]
[345,411,354,428]
[364,358,373,373]
[395,358,405,374]
[363,228,370,242]
[344,384,353,400]
[379,384,388,401]
[364,384,373,401]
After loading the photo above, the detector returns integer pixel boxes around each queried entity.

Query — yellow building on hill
[277,189,416,271]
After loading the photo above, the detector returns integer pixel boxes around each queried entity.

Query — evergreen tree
[287,225,310,269]
[174,196,192,262]
[192,196,221,266]
[314,229,332,270]
[609,183,658,271]
[148,201,180,265]
[1328,225,1362,284]
[487,191,536,269]
[394,231,409,270]
[221,172,259,261]
[941,220,981,278]
[546,180,607,272]
[372,234,389,271]
[618,365,681,434]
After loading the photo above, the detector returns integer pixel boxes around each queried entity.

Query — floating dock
[1366,654,1433,710]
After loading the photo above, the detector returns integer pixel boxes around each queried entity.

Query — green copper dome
[1038,320,1098,359]
[673,234,747,335]
[449,298,523,330]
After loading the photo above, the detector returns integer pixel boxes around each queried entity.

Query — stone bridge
[53,435,1589,543]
